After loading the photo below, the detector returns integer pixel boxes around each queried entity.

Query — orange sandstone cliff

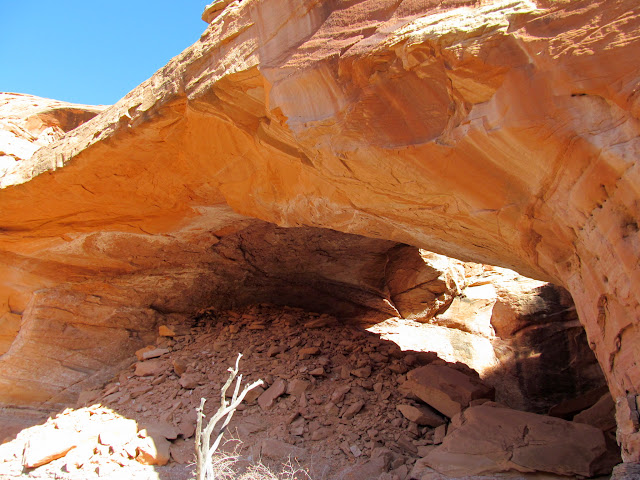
[0,0,639,465]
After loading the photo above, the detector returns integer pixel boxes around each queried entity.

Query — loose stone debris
[0,304,621,479]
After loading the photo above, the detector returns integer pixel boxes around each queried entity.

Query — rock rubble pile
[0,304,622,479]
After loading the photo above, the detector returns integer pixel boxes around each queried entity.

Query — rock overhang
[0,0,639,462]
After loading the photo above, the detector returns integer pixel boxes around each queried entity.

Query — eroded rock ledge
[0,0,639,463]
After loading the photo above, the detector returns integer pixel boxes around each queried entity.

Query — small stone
[433,424,447,444]
[417,445,436,457]
[309,367,325,376]
[343,400,365,419]
[172,358,188,376]
[179,420,196,439]
[267,345,280,357]
[311,427,332,441]
[134,359,166,377]
[325,402,340,416]
[158,325,176,337]
[331,385,351,404]
[350,444,362,457]
[170,438,194,464]
[389,362,408,374]
[244,385,265,404]
[299,347,321,360]
[135,345,156,361]
[351,366,372,378]
[179,373,200,389]
[258,378,287,410]
[142,348,170,360]
[136,436,171,466]
[22,430,79,468]
[286,379,310,396]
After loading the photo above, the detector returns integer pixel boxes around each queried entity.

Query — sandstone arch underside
[1,0,639,462]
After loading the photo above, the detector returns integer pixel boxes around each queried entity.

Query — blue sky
[1,1,210,105]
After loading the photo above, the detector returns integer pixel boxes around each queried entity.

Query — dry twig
[195,353,263,480]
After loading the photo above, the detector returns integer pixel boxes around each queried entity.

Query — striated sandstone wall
[1,0,639,461]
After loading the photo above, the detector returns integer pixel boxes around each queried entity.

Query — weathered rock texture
[0,0,639,462]
[416,403,618,478]
[0,93,104,177]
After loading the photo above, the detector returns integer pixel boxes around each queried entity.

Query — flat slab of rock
[397,404,445,427]
[406,364,494,417]
[422,403,617,478]
[22,430,79,468]
[410,459,583,480]
[258,378,286,410]
[134,359,166,377]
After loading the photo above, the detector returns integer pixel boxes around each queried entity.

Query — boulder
[406,364,494,417]
[134,359,166,377]
[410,459,582,480]
[422,403,617,477]
[22,430,79,468]
[397,404,446,427]
[98,418,138,447]
[258,378,286,410]
[136,435,170,466]
[574,392,617,432]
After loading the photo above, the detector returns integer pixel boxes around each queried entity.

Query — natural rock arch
[1,0,639,463]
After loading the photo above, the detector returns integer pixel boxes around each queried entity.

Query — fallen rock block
[178,373,200,389]
[422,403,617,478]
[172,357,188,376]
[298,347,321,360]
[406,364,494,417]
[351,365,372,378]
[397,404,446,427]
[134,359,166,377]
[287,379,310,397]
[22,430,79,468]
[158,325,176,337]
[136,435,170,466]
[141,348,170,360]
[135,345,157,361]
[258,378,286,409]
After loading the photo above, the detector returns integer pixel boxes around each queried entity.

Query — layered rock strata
[0,0,639,463]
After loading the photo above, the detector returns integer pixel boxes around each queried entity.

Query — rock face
[0,93,104,177]
[0,0,639,463]
[421,403,618,478]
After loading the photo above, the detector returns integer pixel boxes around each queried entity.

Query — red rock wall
[1,0,639,461]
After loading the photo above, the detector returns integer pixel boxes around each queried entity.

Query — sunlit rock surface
[0,0,639,462]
